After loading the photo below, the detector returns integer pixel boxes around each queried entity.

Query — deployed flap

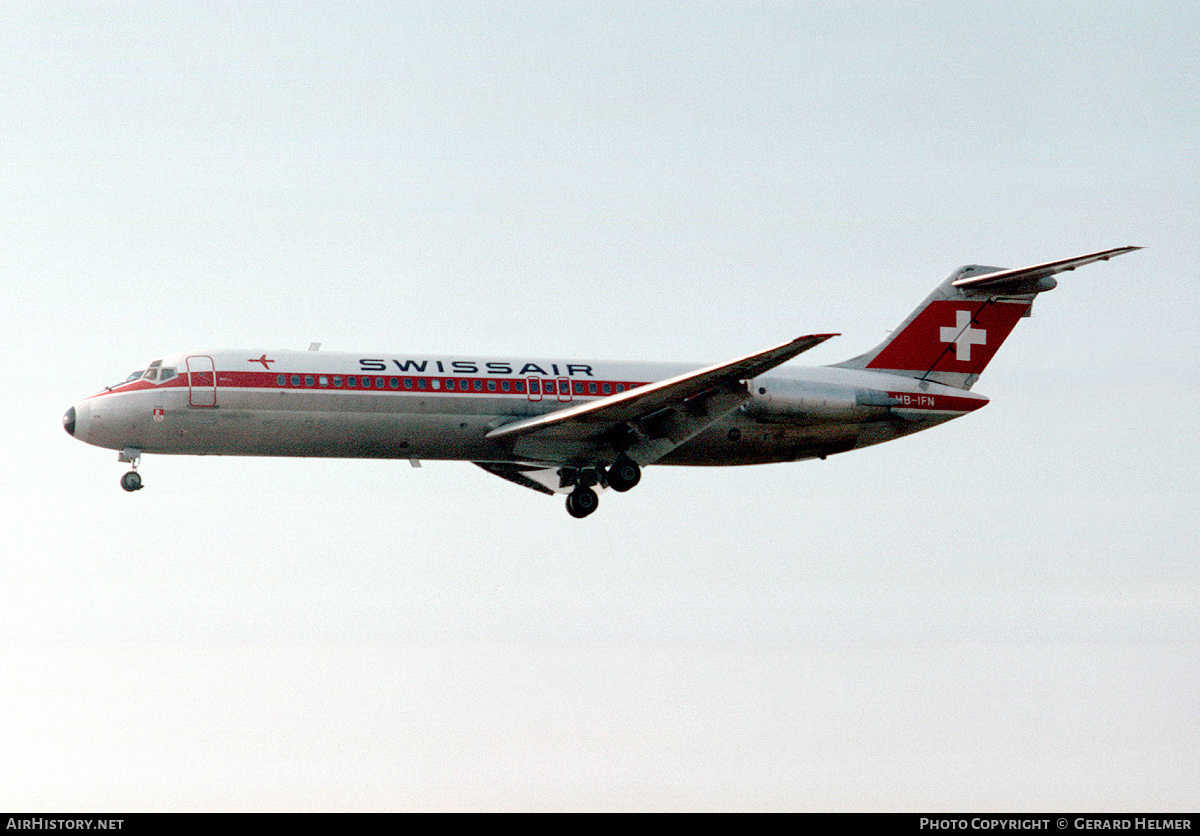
[951,246,1140,289]
[472,462,559,495]
[486,334,837,445]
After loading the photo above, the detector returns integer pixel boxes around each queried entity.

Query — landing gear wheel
[120,471,143,492]
[566,487,599,518]
[607,457,641,492]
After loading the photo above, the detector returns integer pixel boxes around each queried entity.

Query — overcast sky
[3,1,1197,811]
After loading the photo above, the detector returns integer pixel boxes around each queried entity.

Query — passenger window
[376,377,385,389]
[277,375,286,386]
[487,380,497,392]
[515,381,525,393]
[305,375,315,386]
[473,379,482,392]
[404,378,413,389]
[347,377,357,388]
[333,376,342,387]
[418,378,428,390]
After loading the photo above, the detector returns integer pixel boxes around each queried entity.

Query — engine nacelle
[744,378,894,423]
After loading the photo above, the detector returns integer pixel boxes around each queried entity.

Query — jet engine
[744,378,895,424]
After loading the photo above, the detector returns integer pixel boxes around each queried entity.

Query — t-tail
[832,247,1141,390]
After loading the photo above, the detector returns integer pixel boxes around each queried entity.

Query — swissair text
[359,359,594,377]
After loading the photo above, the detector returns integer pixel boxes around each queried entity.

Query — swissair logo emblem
[940,310,986,362]
[249,354,275,369]
[866,299,1027,374]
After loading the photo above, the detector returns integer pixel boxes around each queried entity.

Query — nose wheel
[118,447,143,492]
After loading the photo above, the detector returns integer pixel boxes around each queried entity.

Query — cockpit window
[125,370,144,383]
[159,368,177,382]
[142,368,158,380]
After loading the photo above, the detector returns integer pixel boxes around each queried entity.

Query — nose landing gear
[118,447,144,492]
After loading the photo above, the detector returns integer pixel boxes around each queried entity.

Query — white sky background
[2,1,1197,811]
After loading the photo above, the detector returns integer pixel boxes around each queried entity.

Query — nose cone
[63,405,76,436]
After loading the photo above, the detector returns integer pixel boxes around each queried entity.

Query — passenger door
[186,355,217,408]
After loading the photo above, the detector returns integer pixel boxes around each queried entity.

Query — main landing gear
[606,456,641,492]
[562,456,642,518]
[566,487,598,519]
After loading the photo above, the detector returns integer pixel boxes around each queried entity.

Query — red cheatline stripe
[91,370,651,399]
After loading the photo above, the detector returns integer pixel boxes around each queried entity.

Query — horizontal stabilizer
[951,246,1140,289]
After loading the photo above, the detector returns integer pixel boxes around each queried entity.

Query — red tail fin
[832,248,1140,390]
[865,298,1029,377]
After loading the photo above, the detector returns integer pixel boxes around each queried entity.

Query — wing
[485,333,837,466]
[951,246,1141,289]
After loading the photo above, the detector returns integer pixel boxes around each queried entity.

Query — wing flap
[472,461,560,495]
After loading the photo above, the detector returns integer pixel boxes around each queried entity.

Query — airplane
[63,247,1138,517]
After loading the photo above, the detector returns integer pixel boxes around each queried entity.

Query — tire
[607,458,641,492]
[566,488,598,518]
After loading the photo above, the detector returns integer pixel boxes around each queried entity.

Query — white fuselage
[67,349,987,467]
[61,249,1136,515]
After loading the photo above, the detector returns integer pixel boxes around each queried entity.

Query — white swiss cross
[941,310,986,362]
